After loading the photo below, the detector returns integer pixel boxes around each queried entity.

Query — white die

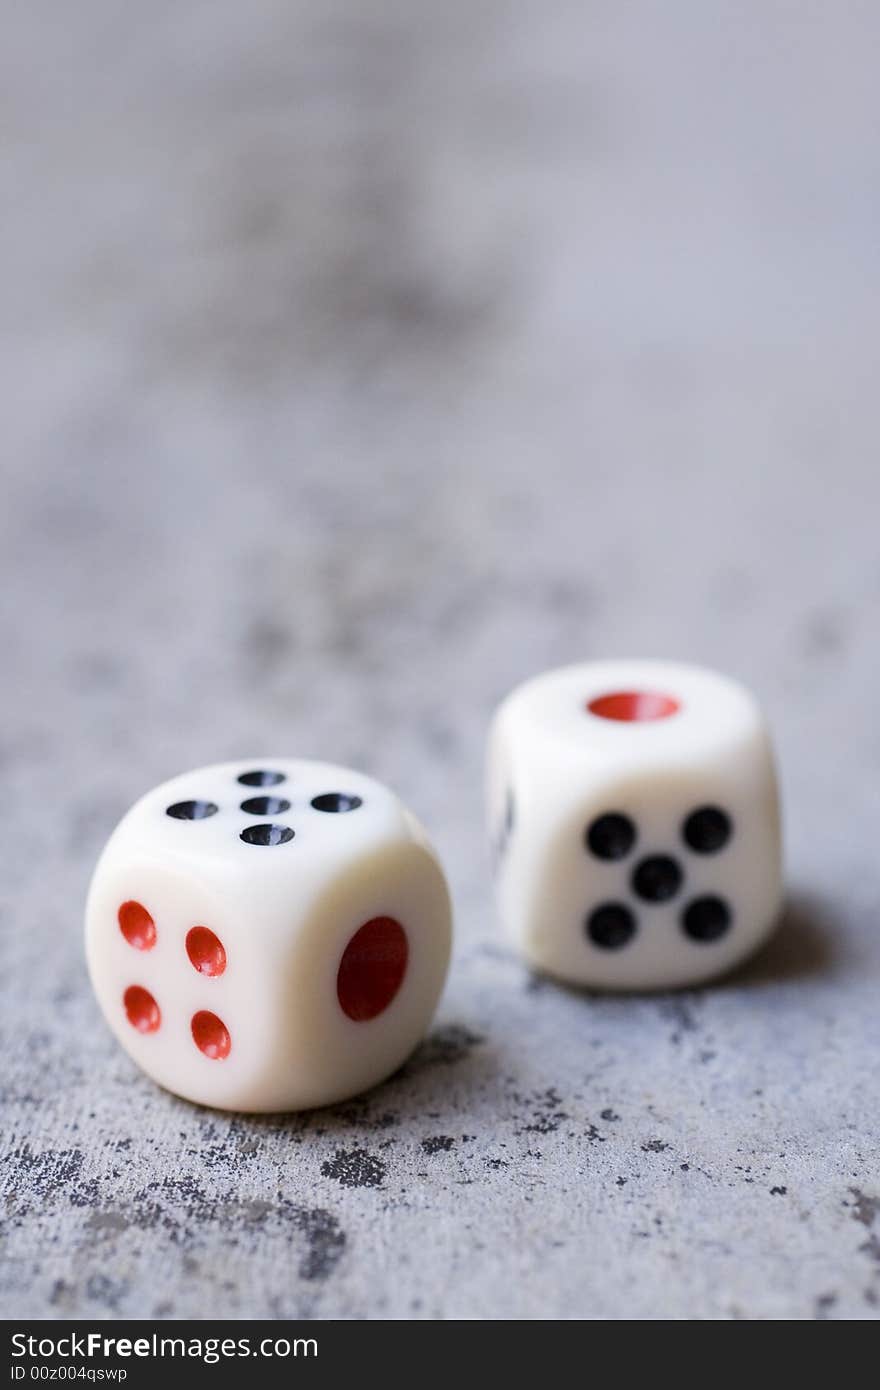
[85,759,452,1111]
[488,661,783,991]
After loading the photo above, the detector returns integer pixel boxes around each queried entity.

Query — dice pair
[86,661,783,1112]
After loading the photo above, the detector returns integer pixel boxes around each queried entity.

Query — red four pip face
[112,768,410,1064]
[86,760,451,1111]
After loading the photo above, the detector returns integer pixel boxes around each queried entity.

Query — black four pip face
[115,766,408,1066]
[583,804,734,950]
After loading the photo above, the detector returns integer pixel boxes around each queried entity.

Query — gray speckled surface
[1,1,879,1321]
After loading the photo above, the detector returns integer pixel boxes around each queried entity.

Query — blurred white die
[85,759,452,1111]
[488,661,782,990]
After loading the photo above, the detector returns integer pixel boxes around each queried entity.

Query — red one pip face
[489,661,782,991]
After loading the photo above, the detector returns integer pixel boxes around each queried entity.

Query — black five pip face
[584,805,734,950]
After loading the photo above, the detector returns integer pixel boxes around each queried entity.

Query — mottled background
[1,1,879,1320]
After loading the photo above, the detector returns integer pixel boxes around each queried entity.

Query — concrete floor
[1,2,879,1319]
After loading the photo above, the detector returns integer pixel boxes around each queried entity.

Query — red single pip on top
[488,659,783,992]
